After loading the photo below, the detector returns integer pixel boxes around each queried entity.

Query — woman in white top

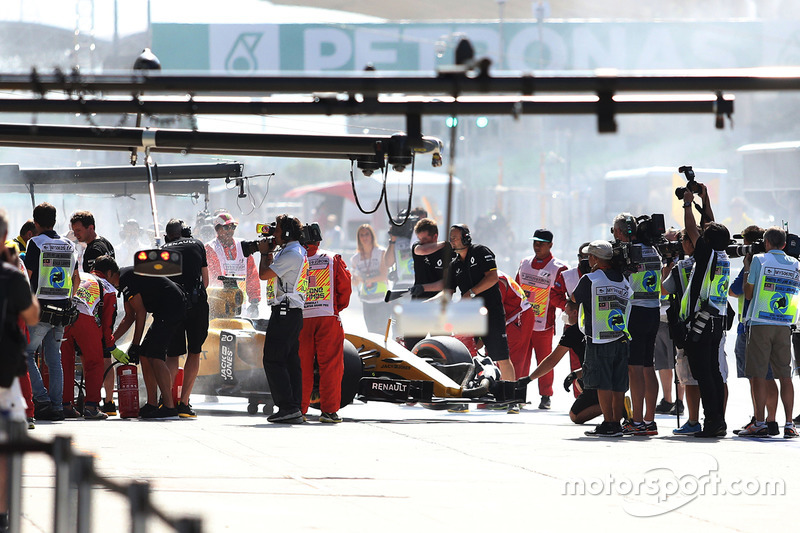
[350,224,392,334]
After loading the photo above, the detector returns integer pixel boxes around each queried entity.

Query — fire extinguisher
[171,367,184,407]
[116,364,140,419]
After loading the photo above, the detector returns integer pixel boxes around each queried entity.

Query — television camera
[240,222,323,257]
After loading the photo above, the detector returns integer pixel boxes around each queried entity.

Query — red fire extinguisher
[116,364,140,419]
[171,367,184,407]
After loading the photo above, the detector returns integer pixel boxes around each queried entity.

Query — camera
[725,239,765,259]
[240,221,324,257]
[674,165,703,200]
[388,213,421,240]
[635,213,666,247]
[611,213,667,270]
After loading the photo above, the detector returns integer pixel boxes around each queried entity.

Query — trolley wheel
[247,402,259,415]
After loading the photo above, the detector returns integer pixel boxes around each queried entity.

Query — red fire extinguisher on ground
[116,364,140,419]
[171,367,184,407]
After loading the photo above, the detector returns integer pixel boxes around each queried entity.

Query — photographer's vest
[517,256,566,331]
[211,238,247,277]
[578,270,632,344]
[354,248,388,303]
[674,257,695,298]
[392,237,415,289]
[745,252,800,326]
[628,245,662,308]
[562,268,580,298]
[266,249,309,307]
[679,250,730,321]
[303,250,337,318]
[31,233,76,300]
[499,271,531,325]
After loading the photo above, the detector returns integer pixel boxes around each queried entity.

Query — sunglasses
[220,225,237,231]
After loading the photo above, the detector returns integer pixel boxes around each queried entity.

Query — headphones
[610,214,636,239]
[164,219,191,242]
[451,224,472,247]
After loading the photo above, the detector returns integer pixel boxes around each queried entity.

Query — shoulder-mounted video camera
[674,165,703,200]
[388,212,421,240]
[241,221,323,257]
[611,213,671,269]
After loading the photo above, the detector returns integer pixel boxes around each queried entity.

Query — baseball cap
[530,228,553,243]
[581,240,613,260]
[213,212,237,227]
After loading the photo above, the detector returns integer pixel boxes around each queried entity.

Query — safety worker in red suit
[298,239,352,423]
[498,270,534,377]
[205,212,261,317]
[515,228,567,410]
[60,255,127,419]
[551,241,592,398]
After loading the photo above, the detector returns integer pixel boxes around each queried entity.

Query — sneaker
[156,406,179,419]
[267,409,304,423]
[82,406,108,420]
[673,421,702,435]
[794,414,800,425]
[486,403,508,411]
[585,421,623,437]
[655,398,675,414]
[26,417,35,430]
[538,395,551,410]
[101,401,117,416]
[34,403,64,421]
[767,421,780,436]
[737,422,770,438]
[622,421,648,436]
[177,402,197,418]
[138,403,159,419]
[624,396,633,422]
[785,424,799,439]
[62,404,82,419]
[643,421,658,436]
[694,423,727,438]
[447,404,469,413]
[733,416,756,435]
[319,412,342,423]
[507,404,520,415]
[669,399,685,416]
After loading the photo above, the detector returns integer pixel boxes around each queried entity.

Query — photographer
[205,212,261,317]
[679,185,731,438]
[728,226,779,436]
[740,227,799,438]
[258,214,309,424]
[572,241,633,437]
[612,213,662,436]
[162,219,210,418]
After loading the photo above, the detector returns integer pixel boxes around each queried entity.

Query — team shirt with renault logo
[746,249,800,326]
[446,243,505,322]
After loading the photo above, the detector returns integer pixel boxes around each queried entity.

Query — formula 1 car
[192,279,527,414]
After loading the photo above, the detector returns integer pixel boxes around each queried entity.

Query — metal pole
[128,482,150,533]
[5,420,25,533]
[144,149,162,247]
[76,456,94,533]
[52,437,73,533]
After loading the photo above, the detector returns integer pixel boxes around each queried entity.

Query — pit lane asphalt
[19,360,800,533]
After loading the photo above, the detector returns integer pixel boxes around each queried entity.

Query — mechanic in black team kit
[162,219,210,418]
[112,266,186,419]
[431,224,516,382]
[70,210,115,273]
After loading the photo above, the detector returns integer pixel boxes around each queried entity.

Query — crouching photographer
[679,183,731,438]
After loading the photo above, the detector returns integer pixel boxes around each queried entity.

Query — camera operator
[403,218,452,349]
[162,219,210,418]
[612,213,662,436]
[740,226,799,438]
[572,241,633,437]
[728,226,779,436]
[433,225,516,385]
[662,230,704,434]
[205,212,261,317]
[679,185,731,438]
[257,214,309,424]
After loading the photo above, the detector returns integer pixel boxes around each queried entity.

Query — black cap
[530,229,553,243]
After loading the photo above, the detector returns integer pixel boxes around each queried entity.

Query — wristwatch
[683,202,692,208]
[469,289,476,298]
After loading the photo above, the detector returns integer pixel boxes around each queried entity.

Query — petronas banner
[152,21,798,72]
